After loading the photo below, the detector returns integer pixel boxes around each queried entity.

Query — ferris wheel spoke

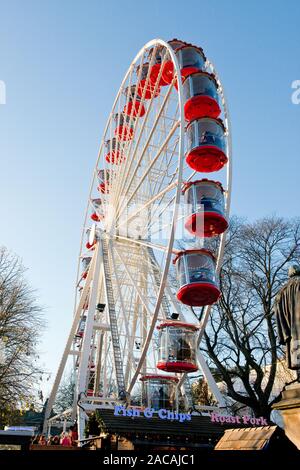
[115,180,177,229]
[109,53,166,208]
[114,235,177,255]
[114,245,155,319]
[145,168,197,236]
[109,244,131,339]
[112,85,178,211]
[115,121,179,222]
[150,142,179,198]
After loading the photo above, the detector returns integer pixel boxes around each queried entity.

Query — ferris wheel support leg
[42,249,99,434]
[94,331,104,394]
[71,383,78,421]
[77,406,89,445]
[124,291,140,388]
[76,244,102,441]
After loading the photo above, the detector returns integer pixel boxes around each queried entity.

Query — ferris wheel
[43,38,232,440]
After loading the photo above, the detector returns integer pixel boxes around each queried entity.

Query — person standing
[60,431,72,446]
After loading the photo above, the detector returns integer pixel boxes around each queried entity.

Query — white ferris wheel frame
[43,38,232,439]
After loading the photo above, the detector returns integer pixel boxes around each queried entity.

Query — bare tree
[202,216,300,419]
[0,247,44,426]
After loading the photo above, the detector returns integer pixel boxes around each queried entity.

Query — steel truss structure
[43,38,232,441]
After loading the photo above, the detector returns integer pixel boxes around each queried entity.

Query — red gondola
[76,315,86,338]
[148,47,169,87]
[123,85,146,118]
[176,45,206,79]
[157,321,199,373]
[123,100,146,118]
[114,113,134,141]
[162,44,207,89]
[137,63,161,100]
[183,180,228,238]
[160,39,187,85]
[81,257,92,279]
[185,117,227,172]
[183,72,221,121]
[85,241,96,250]
[85,226,97,250]
[91,212,102,222]
[97,169,110,194]
[174,249,220,307]
[105,138,125,164]
[168,38,187,51]
[97,183,109,194]
[90,198,104,222]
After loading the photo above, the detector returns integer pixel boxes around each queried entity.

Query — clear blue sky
[0,0,299,396]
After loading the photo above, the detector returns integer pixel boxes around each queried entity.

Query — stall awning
[215,426,287,450]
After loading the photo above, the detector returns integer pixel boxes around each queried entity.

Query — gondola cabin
[183,180,228,238]
[185,117,228,172]
[91,212,102,222]
[157,321,199,373]
[160,39,187,85]
[105,138,125,164]
[97,169,110,194]
[174,249,220,306]
[90,198,104,222]
[148,47,169,87]
[76,315,86,338]
[168,38,187,51]
[98,183,109,194]
[137,63,161,100]
[183,72,221,121]
[123,85,146,118]
[85,226,97,250]
[114,113,134,141]
[86,240,96,250]
[81,256,92,279]
[161,42,206,87]
[176,45,206,79]
[140,375,178,411]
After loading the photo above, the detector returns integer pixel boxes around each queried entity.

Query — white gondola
[140,374,179,411]
[157,321,199,373]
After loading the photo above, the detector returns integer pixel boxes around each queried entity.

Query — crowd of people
[31,426,78,447]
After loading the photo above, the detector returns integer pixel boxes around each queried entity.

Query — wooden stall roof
[215,426,278,450]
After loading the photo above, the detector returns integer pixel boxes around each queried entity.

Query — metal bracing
[101,238,126,395]
[44,38,232,438]
[76,244,104,439]
[147,246,170,319]
[42,246,99,434]
[181,376,194,410]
